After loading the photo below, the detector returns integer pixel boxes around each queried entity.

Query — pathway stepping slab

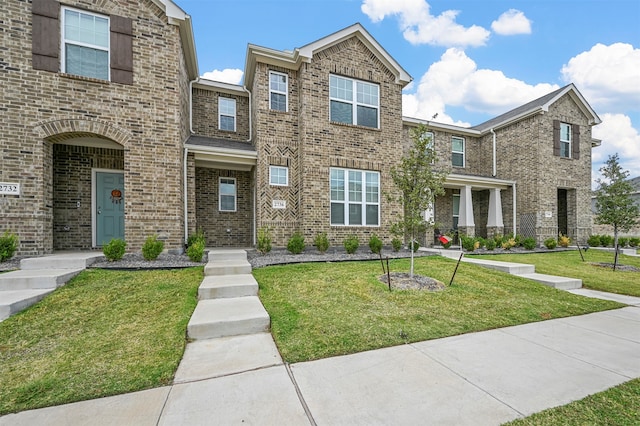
[204,262,252,276]
[198,274,258,299]
[0,269,84,290]
[516,273,582,290]
[187,296,270,340]
[0,289,55,320]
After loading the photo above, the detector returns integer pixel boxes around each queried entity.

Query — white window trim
[560,122,572,158]
[219,177,237,212]
[425,131,435,164]
[269,166,289,186]
[330,168,380,227]
[329,74,380,129]
[269,71,288,112]
[452,136,465,168]
[218,97,236,132]
[452,192,460,230]
[60,6,110,80]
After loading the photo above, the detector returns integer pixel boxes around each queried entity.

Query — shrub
[485,238,497,251]
[0,231,19,262]
[142,235,164,260]
[460,235,475,252]
[257,227,272,254]
[368,234,383,254]
[522,237,536,250]
[629,237,640,248]
[391,238,402,252]
[313,232,330,253]
[587,234,601,247]
[103,238,126,262]
[410,240,420,252]
[344,235,359,254]
[544,238,557,250]
[186,240,205,262]
[618,237,629,248]
[187,229,206,249]
[287,232,305,254]
[558,234,571,248]
[600,234,614,247]
[475,238,485,249]
[501,238,516,250]
[493,234,503,246]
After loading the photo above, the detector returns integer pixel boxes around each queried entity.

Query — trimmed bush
[618,237,629,248]
[314,232,330,253]
[460,235,475,252]
[103,238,126,262]
[187,229,206,249]
[0,231,18,262]
[186,240,205,262]
[544,238,557,249]
[343,235,359,254]
[558,234,571,248]
[629,237,640,248]
[142,235,164,260]
[287,232,305,254]
[501,238,516,250]
[493,234,503,246]
[485,238,497,251]
[600,234,614,247]
[410,240,420,252]
[391,238,402,252]
[368,234,383,254]
[587,234,601,247]
[257,227,272,254]
[522,237,536,250]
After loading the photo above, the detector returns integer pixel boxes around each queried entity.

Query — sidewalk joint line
[285,362,317,426]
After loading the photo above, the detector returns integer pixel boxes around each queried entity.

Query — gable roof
[471,83,601,132]
[244,23,412,89]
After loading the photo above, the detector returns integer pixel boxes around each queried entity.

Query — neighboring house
[592,176,640,236]
[0,0,601,256]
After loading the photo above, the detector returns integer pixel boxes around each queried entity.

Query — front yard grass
[0,267,202,416]
[504,378,640,425]
[254,256,623,363]
[472,250,640,297]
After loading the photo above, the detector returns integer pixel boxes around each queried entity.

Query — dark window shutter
[110,15,133,85]
[32,0,59,72]
[572,124,580,160]
[552,120,560,157]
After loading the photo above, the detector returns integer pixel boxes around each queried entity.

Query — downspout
[184,78,199,246]
[243,85,255,245]
[490,128,496,177]
[512,182,517,238]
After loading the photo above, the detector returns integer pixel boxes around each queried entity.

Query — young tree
[594,154,640,270]
[389,124,448,277]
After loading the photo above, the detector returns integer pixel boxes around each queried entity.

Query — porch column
[487,188,504,238]
[458,185,475,237]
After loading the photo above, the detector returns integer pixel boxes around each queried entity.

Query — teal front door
[96,172,125,246]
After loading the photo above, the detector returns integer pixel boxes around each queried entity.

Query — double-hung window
[452,136,465,167]
[269,71,288,112]
[560,122,571,158]
[219,178,237,212]
[329,75,379,129]
[219,97,236,131]
[269,166,288,186]
[330,168,379,226]
[425,131,435,164]
[62,7,109,80]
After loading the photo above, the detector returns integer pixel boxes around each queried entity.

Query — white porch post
[458,185,475,227]
[487,188,504,227]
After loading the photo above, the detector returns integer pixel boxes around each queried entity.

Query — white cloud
[561,43,640,112]
[402,48,558,124]
[200,68,244,85]
[592,113,640,183]
[361,0,490,47]
[491,9,532,35]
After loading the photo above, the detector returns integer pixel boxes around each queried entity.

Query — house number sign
[0,182,20,196]
[272,200,286,209]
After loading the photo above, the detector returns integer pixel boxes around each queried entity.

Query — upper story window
[425,131,435,164]
[269,71,288,112]
[329,75,379,129]
[330,168,379,226]
[219,177,237,212]
[559,122,572,158]
[452,136,465,167]
[269,166,288,186]
[62,8,110,80]
[219,97,236,131]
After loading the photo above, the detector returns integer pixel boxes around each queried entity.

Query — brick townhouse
[1,0,601,255]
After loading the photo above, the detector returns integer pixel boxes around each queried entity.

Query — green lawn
[254,256,623,363]
[472,250,640,297]
[0,267,202,415]
[504,378,640,425]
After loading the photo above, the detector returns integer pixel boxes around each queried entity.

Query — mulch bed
[378,272,446,291]
[590,262,640,272]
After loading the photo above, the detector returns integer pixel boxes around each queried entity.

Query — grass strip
[0,267,202,415]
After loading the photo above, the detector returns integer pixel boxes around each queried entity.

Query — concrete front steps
[186,250,270,341]
[0,252,103,321]
[422,248,582,290]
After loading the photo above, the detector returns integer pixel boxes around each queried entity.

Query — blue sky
[178,0,640,183]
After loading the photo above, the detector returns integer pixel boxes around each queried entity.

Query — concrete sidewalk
[2,304,639,425]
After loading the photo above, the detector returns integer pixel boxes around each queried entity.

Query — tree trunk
[614,225,619,272]
[410,231,415,278]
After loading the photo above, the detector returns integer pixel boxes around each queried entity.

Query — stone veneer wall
[195,168,252,247]
[1,0,188,254]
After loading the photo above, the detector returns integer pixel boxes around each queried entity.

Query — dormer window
[329,75,379,129]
